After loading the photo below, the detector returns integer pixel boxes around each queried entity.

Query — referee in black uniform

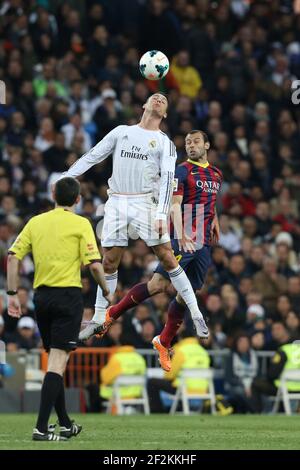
[7,177,110,441]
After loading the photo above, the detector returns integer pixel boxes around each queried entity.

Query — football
[139,50,169,80]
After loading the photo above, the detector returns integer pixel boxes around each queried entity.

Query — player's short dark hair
[187,130,209,144]
[55,177,80,207]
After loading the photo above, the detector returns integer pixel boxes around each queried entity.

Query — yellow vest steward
[274,343,300,391]
[100,346,146,399]
[165,338,210,393]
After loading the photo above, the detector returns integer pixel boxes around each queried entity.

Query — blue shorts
[154,240,212,290]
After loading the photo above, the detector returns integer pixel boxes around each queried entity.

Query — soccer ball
[139,50,169,81]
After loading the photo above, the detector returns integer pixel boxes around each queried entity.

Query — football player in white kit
[62,93,209,341]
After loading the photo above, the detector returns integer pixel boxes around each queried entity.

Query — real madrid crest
[149,140,156,148]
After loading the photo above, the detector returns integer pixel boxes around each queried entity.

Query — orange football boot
[152,335,172,372]
[95,307,114,338]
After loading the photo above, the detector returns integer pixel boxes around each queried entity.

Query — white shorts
[100,193,170,247]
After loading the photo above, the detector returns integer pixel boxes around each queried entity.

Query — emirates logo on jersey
[196,180,220,193]
[121,145,148,160]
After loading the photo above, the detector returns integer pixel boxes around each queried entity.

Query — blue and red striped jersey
[173,159,223,246]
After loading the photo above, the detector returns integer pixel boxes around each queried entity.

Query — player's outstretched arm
[171,194,195,253]
[64,126,121,179]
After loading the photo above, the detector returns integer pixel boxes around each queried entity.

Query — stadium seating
[272,370,300,415]
[170,369,216,415]
[106,375,150,415]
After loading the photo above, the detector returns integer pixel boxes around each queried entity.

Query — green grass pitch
[0,414,299,450]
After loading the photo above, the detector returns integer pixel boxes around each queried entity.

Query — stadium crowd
[0,0,299,369]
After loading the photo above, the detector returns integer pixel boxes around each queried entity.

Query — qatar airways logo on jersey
[196,180,220,193]
[120,146,148,160]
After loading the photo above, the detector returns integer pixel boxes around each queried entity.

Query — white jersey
[65,124,177,220]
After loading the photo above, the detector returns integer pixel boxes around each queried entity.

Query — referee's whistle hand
[7,295,22,318]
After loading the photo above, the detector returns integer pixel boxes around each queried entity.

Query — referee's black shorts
[34,286,84,352]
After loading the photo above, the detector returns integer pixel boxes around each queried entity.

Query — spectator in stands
[118,249,144,288]
[17,178,41,217]
[139,0,182,58]
[251,331,267,352]
[222,181,256,217]
[93,88,124,140]
[219,214,241,254]
[91,320,123,348]
[245,246,264,276]
[205,294,225,327]
[287,276,300,312]
[275,243,297,278]
[34,117,56,152]
[255,202,272,237]
[245,304,266,333]
[265,322,291,351]
[253,257,288,312]
[225,334,259,413]
[121,304,154,346]
[131,318,157,350]
[275,295,293,322]
[7,316,40,351]
[61,113,92,153]
[81,276,96,308]
[220,254,246,290]
[285,311,300,340]
[170,50,202,98]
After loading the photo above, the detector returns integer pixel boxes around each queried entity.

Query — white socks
[168,266,202,318]
[92,271,118,323]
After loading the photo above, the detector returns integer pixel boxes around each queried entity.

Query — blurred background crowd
[0,0,299,362]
